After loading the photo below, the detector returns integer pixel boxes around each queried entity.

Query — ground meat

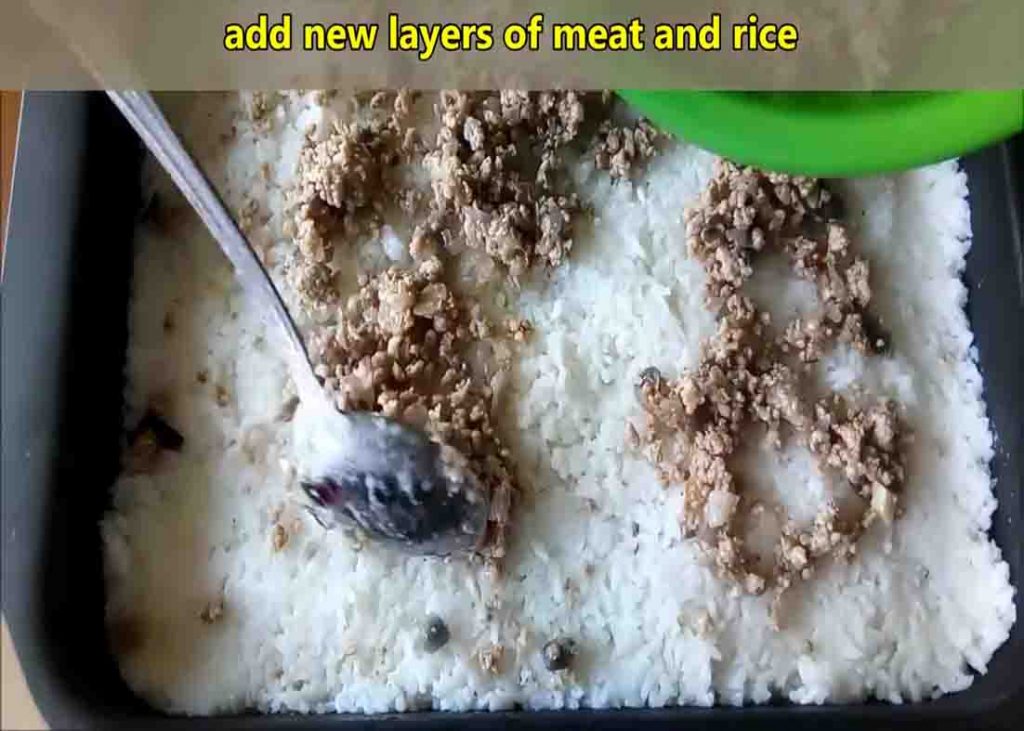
[477,643,505,674]
[236,196,267,240]
[634,160,906,615]
[287,91,416,306]
[199,596,225,624]
[312,265,517,563]
[246,91,276,125]
[418,91,594,280]
[271,523,289,551]
[592,118,663,180]
[279,90,661,565]
[809,396,905,514]
[286,90,660,300]
[686,160,884,361]
[505,318,533,343]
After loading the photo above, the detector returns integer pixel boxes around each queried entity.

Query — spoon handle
[107,91,322,399]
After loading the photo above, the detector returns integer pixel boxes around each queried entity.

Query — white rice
[102,92,1016,714]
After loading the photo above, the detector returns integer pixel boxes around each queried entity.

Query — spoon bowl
[300,411,489,554]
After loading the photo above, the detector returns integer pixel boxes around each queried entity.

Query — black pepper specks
[542,637,577,672]
[635,366,662,399]
[423,615,449,653]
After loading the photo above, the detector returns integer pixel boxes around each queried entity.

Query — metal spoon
[107,91,488,555]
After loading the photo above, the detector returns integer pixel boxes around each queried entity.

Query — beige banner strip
[1,0,1022,89]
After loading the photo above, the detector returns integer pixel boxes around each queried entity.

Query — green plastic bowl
[619,91,1024,176]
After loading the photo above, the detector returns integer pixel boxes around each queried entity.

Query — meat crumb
[246,91,276,126]
[271,523,289,551]
[199,597,225,624]
[477,643,505,674]
[592,117,663,180]
[505,318,533,342]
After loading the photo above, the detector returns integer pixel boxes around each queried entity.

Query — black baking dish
[2,92,1021,729]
